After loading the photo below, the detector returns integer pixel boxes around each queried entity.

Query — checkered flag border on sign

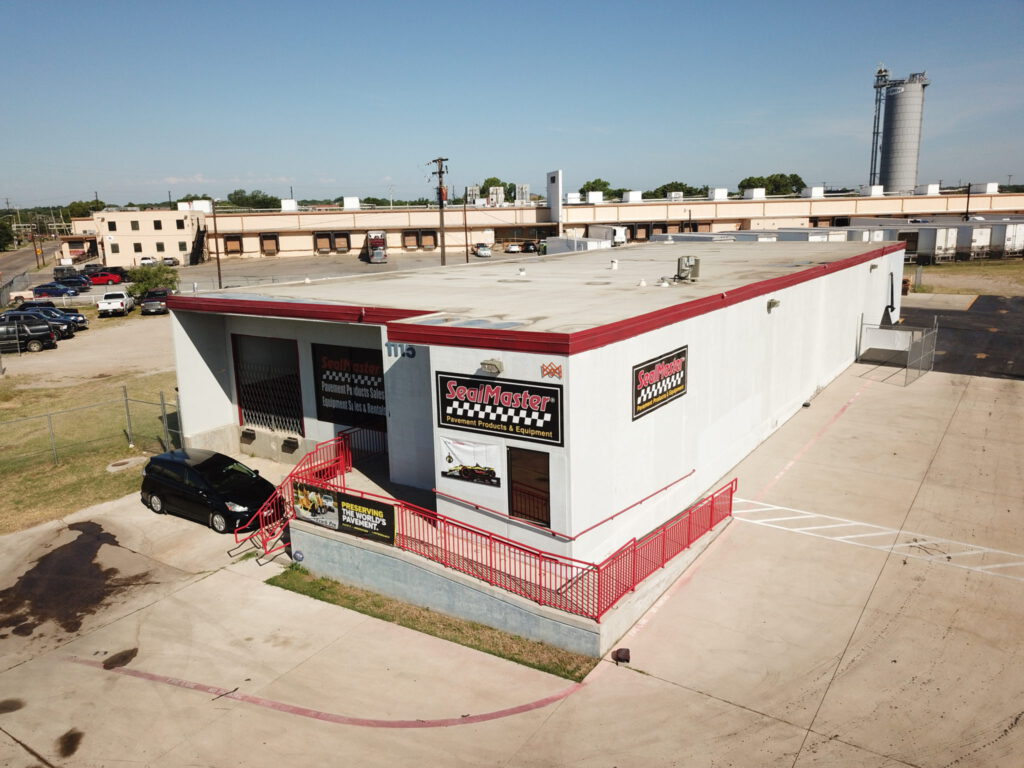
[322,370,382,387]
[446,402,554,428]
[636,370,685,406]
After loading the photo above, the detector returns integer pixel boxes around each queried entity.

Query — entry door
[507,448,550,528]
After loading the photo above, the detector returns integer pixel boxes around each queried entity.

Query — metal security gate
[858,320,937,386]
[232,334,304,434]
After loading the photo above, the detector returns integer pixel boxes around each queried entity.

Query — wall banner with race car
[436,372,563,446]
[440,436,502,487]
[294,481,395,544]
[312,343,387,430]
[632,345,688,420]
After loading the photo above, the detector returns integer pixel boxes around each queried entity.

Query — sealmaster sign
[632,345,688,420]
[313,344,386,430]
[437,373,562,446]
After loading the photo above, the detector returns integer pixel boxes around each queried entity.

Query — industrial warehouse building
[60,173,1022,268]
[167,238,906,653]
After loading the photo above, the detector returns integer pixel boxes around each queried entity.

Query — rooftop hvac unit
[707,188,729,201]
[668,191,685,201]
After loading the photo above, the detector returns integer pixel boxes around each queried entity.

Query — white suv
[139,256,157,266]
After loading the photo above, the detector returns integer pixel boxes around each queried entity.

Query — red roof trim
[166,295,428,325]
[387,244,904,355]
[170,244,902,355]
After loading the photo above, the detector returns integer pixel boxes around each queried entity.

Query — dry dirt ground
[2,313,174,387]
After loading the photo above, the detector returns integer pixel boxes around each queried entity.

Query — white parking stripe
[732,497,1024,584]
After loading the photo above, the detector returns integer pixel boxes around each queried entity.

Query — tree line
[576,173,808,200]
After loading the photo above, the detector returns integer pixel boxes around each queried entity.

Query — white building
[168,240,905,653]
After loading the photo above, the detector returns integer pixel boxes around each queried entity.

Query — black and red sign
[436,373,562,446]
[312,344,386,430]
[632,346,688,420]
[295,482,395,544]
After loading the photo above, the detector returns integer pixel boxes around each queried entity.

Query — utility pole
[428,157,449,266]
[168,190,173,209]
[210,200,223,289]
[463,189,470,263]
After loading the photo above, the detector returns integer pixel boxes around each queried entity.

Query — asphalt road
[902,295,1024,380]
[0,240,61,285]
[12,248,527,294]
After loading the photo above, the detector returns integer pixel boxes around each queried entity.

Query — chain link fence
[0,386,181,470]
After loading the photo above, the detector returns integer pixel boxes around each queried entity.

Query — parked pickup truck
[98,291,135,317]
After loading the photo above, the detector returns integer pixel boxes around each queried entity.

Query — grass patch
[918,259,1024,293]
[267,564,600,681]
[0,369,179,532]
[235,550,260,562]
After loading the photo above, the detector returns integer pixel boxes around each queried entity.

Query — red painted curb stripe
[68,657,582,729]
[755,381,872,500]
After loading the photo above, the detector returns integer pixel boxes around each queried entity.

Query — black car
[1,309,75,339]
[103,266,130,279]
[522,241,538,253]
[140,449,275,534]
[17,300,56,310]
[0,317,58,353]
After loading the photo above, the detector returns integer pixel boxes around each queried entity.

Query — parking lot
[1,311,1022,766]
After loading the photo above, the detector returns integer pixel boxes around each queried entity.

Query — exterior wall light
[870,264,879,271]
[282,436,300,453]
[480,358,504,374]
[767,298,782,313]
[240,428,256,443]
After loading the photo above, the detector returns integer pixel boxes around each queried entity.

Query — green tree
[67,199,105,218]
[178,193,212,202]
[643,181,707,199]
[361,197,391,207]
[737,173,806,196]
[579,178,612,197]
[125,264,180,298]
[0,221,14,251]
[226,189,281,209]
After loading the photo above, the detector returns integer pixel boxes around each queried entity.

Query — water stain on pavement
[102,648,138,670]
[0,522,150,637]
[57,728,84,757]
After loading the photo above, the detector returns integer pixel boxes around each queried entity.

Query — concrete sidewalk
[1,364,1022,766]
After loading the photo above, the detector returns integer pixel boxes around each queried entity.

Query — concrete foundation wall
[291,516,729,657]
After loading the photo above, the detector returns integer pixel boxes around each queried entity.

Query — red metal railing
[235,435,353,555]
[243,436,735,620]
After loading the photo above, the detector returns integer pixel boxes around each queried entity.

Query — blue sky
[4,0,1023,206]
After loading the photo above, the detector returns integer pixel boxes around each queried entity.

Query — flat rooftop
[174,241,901,339]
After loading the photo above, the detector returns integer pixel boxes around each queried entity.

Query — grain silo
[869,69,930,195]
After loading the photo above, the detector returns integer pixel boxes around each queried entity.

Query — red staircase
[235,435,352,555]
